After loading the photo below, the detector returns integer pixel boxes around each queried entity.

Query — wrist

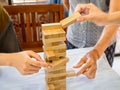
[0,54,12,66]
[106,13,111,25]
[8,53,19,67]
[87,49,100,61]
[101,13,109,25]
[92,49,100,59]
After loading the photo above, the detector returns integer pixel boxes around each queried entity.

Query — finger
[28,59,51,68]
[84,70,96,79]
[83,66,97,79]
[75,4,91,13]
[89,70,96,79]
[76,62,91,75]
[83,71,88,77]
[73,56,87,68]
[87,65,97,75]
[75,4,83,13]
[23,64,41,71]
[87,66,97,79]
[23,68,40,72]
[27,51,43,62]
[31,57,42,62]
[28,59,45,67]
[22,70,39,75]
[39,62,52,68]
[76,16,86,22]
[77,15,93,22]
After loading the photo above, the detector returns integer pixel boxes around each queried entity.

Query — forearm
[93,0,120,58]
[107,12,120,25]
[94,25,118,57]
[0,53,14,66]
[109,0,120,25]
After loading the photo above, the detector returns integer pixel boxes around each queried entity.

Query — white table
[0,48,120,90]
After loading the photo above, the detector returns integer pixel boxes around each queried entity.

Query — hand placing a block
[74,3,109,26]
[8,51,51,75]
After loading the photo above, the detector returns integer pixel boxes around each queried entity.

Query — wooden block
[47,80,66,90]
[43,46,63,62]
[44,41,66,51]
[54,80,66,90]
[44,43,66,53]
[66,70,76,77]
[54,48,66,53]
[54,79,66,85]
[46,69,75,80]
[54,52,66,58]
[45,48,66,58]
[44,53,63,63]
[42,28,65,39]
[52,57,69,68]
[43,53,48,62]
[44,53,53,62]
[46,72,66,82]
[60,12,81,28]
[56,85,66,90]
[46,65,66,72]
[47,42,61,46]
[43,46,66,61]
[51,79,66,90]
[47,78,66,85]
[46,75,66,83]
[43,41,64,47]
[46,70,75,84]
[47,84,55,90]
[46,68,66,75]
[42,23,62,30]
[42,28,65,43]
[43,46,56,61]
[55,85,66,90]
[45,50,56,61]
[42,35,66,44]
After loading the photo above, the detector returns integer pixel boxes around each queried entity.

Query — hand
[10,50,51,75]
[75,3,108,26]
[73,49,99,79]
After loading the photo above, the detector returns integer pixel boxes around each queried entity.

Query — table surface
[0,48,120,90]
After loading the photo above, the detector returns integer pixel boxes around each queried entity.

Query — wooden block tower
[42,12,81,90]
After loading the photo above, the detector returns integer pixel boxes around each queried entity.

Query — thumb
[77,15,91,22]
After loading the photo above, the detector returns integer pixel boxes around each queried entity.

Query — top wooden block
[60,12,81,28]
[42,23,62,30]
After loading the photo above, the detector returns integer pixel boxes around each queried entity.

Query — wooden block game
[42,12,80,90]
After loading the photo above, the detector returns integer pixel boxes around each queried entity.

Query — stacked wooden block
[42,12,81,90]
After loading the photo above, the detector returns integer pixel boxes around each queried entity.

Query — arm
[62,0,69,10]
[107,11,120,25]
[0,51,51,75]
[94,0,120,58]
[74,0,120,79]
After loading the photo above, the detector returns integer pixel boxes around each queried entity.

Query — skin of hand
[75,3,108,26]
[73,49,98,79]
[8,50,51,75]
